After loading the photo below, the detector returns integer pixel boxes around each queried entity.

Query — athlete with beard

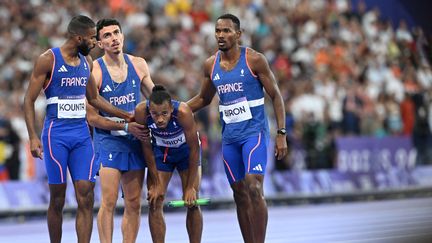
[24,15,132,243]
[187,14,287,243]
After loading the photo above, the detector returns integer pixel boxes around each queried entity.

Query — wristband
[124,123,129,132]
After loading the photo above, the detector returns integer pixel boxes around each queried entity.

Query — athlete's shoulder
[127,54,148,67]
[204,53,217,74]
[33,49,55,73]
[245,47,264,61]
[38,49,55,64]
[245,47,268,70]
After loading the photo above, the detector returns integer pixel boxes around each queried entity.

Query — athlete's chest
[106,64,129,83]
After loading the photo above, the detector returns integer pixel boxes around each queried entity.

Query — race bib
[106,117,127,136]
[57,98,86,118]
[219,97,252,124]
[154,133,186,148]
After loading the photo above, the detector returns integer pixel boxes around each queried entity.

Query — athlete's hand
[183,187,197,207]
[124,113,135,123]
[127,122,150,141]
[274,135,288,160]
[147,184,164,208]
[30,138,43,159]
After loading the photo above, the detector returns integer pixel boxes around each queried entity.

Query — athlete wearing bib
[40,47,96,184]
[212,46,270,184]
[187,14,287,243]
[135,85,202,243]
[86,19,154,243]
[93,54,145,171]
[24,15,132,243]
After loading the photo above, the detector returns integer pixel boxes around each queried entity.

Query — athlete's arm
[86,60,146,139]
[178,102,200,205]
[24,50,53,159]
[187,56,217,112]
[85,55,133,122]
[130,55,154,98]
[247,48,288,160]
[135,101,162,206]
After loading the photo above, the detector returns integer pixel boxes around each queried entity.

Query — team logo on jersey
[108,153,113,161]
[58,65,68,73]
[252,164,263,172]
[240,69,244,76]
[213,73,220,80]
[102,85,112,93]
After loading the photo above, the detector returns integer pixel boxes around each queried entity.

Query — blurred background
[1,0,432,216]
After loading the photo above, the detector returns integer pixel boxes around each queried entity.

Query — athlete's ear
[97,40,103,49]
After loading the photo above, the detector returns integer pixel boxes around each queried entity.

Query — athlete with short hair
[187,13,288,243]
[86,18,154,243]
[24,15,132,243]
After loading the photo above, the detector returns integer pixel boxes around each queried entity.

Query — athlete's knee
[76,188,94,209]
[124,196,141,214]
[49,196,66,211]
[232,181,249,204]
[247,181,264,201]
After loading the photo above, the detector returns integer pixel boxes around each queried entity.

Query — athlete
[135,85,202,243]
[187,14,288,243]
[86,18,154,243]
[23,15,132,243]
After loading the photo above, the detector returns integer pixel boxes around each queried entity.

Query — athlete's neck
[103,52,126,67]
[220,46,241,62]
[60,41,81,65]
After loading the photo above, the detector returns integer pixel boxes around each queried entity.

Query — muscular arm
[177,102,200,193]
[86,60,145,138]
[248,49,288,160]
[85,56,132,121]
[187,56,217,112]
[134,102,158,187]
[24,50,53,158]
[130,55,154,98]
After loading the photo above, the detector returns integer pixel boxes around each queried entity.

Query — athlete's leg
[47,184,67,243]
[73,180,95,243]
[120,169,145,243]
[231,180,255,243]
[42,130,69,243]
[97,167,122,243]
[223,143,255,243]
[148,171,172,243]
[244,174,267,243]
[179,166,203,243]
[242,132,268,243]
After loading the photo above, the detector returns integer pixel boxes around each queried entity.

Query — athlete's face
[77,28,96,56]
[149,101,173,129]
[97,25,124,55]
[215,19,241,51]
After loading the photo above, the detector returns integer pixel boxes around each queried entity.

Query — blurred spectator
[1,0,432,182]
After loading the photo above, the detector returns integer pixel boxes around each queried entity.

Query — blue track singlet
[146,100,199,172]
[42,47,96,184]
[211,47,270,184]
[211,47,269,144]
[93,54,145,171]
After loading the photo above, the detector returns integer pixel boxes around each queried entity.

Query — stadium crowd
[1,0,432,180]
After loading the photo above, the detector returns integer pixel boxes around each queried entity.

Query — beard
[77,42,91,56]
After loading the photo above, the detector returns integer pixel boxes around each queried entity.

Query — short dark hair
[149,85,171,105]
[217,13,241,30]
[67,15,95,35]
[96,18,122,40]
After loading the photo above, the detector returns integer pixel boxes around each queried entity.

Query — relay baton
[167,198,211,207]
